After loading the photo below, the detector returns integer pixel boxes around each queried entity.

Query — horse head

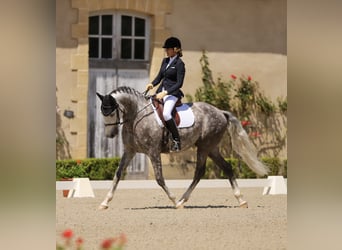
[96,92,119,138]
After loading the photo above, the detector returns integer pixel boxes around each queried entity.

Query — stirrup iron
[170,139,181,152]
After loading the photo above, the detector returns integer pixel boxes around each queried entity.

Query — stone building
[56,0,286,178]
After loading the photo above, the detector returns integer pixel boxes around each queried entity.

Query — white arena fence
[56,177,287,198]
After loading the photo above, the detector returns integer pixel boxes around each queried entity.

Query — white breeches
[162,95,178,121]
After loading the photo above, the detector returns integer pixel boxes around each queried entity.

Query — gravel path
[56,187,287,249]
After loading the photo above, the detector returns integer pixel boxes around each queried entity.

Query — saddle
[150,97,195,152]
[152,98,182,126]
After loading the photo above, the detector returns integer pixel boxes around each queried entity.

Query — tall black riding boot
[165,119,181,152]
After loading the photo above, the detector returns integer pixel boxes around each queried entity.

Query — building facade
[56,0,286,178]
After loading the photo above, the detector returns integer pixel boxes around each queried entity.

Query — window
[120,15,146,60]
[89,13,149,61]
[89,15,113,59]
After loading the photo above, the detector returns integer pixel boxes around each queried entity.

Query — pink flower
[62,229,73,239]
[248,75,252,81]
[230,74,237,80]
[118,233,127,247]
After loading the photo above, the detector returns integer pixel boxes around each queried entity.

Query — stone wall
[56,0,286,164]
[56,0,172,158]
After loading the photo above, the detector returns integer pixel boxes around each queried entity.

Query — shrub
[261,157,282,176]
[283,159,287,178]
[56,158,121,180]
[204,157,287,179]
[277,96,287,114]
[190,51,287,159]
[194,50,233,111]
[256,93,276,116]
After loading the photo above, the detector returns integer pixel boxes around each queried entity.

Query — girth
[152,98,181,126]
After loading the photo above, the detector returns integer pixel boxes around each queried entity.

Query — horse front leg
[209,148,248,208]
[149,153,176,206]
[98,151,135,210]
[176,149,208,209]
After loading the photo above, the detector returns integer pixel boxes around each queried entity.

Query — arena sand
[56,188,286,249]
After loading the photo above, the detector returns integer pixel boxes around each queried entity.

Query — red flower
[250,132,261,137]
[101,238,115,249]
[248,75,252,81]
[62,229,73,239]
[241,120,251,127]
[76,237,84,247]
[230,74,237,80]
[76,159,82,165]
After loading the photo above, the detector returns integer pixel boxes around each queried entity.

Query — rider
[145,37,185,152]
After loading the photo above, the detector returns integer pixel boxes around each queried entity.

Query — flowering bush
[56,229,83,250]
[100,233,127,250]
[189,51,288,159]
[241,120,252,127]
[57,229,127,250]
[241,120,262,139]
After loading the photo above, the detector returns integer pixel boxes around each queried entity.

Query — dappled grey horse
[96,86,268,209]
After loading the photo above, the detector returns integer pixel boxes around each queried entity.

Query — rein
[104,100,152,127]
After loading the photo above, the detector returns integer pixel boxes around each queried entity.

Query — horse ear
[96,92,104,101]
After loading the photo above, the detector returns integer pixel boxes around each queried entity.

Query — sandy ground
[56,187,287,250]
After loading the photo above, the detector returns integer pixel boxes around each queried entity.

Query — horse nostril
[105,127,118,138]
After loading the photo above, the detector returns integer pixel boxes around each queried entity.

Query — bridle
[102,99,151,127]
[103,108,126,126]
[102,105,127,127]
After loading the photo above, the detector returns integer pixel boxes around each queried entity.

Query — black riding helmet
[162,37,181,48]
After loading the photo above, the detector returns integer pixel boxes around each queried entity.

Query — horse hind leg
[99,152,135,210]
[176,149,208,209]
[149,153,176,206]
[208,148,248,208]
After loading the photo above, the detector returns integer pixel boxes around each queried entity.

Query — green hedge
[56,158,121,180]
[204,157,287,179]
[56,157,287,180]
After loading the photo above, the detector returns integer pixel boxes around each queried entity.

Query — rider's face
[165,48,176,57]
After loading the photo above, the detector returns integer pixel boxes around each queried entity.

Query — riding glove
[156,90,168,100]
[145,83,153,91]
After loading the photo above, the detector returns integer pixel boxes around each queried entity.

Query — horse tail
[222,111,269,176]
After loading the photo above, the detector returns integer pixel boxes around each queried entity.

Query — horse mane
[109,86,143,98]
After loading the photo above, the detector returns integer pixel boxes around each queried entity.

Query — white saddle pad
[151,101,195,128]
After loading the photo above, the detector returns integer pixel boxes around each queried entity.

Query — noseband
[102,106,127,127]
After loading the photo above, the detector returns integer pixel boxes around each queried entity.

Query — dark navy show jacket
[151,56,185,98]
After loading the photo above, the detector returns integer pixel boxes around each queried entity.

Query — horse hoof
[239,201,248,208]
[175,199,185,209]
[98,204,108,210]
[175,203,184,209]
